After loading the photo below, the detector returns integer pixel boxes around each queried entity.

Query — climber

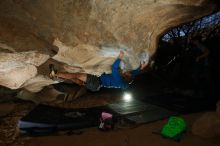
[49,51,148,92]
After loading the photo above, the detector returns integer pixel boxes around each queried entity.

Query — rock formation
[192,112,220,138]
[0,0,219,91]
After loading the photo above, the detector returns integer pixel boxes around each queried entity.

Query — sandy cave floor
[0,95,220,146]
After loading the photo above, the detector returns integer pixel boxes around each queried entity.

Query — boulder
[0,0,219,90]
[0,51,49,89]
[192,112,220,138]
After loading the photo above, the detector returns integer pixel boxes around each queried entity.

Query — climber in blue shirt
[49,51,148,92]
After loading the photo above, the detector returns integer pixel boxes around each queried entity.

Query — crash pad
[125,104,175,124]
[18,104,108,134]
[108,99,148,115]
[18,99,175,135]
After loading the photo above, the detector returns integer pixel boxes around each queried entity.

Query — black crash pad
[125,105,175,124]
[18,100,175,134]
[108,100,148,115]
[18,104,108,134]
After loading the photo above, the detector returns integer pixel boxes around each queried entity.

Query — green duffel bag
[161,116,186,141]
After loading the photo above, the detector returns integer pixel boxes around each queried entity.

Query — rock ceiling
[0,0,219,92]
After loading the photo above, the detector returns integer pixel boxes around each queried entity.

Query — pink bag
[99,112,113,130]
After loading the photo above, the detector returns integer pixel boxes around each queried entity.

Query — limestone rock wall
[0,0,219,91]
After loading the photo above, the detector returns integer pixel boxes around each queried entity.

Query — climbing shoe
[49,64,57,78]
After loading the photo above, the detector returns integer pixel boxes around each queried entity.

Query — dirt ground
[0,99,220,146]
[24,114,220,146]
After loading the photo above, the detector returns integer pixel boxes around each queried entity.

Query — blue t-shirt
[100,58,141,89]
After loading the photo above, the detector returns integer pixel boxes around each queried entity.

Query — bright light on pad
[123,93,132,102]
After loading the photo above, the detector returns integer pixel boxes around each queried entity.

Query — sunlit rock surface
[0,51,49,89]
[21,75,56,92]
[0,0,219,90]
